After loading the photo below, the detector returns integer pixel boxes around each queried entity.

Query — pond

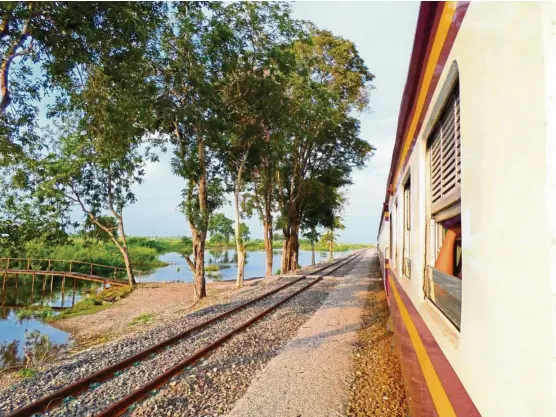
[0,276,97,369]
[136,248,352,283]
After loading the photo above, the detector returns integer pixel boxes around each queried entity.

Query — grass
[129,313,154,326]
[205,264,220,272]
[18,368,37,378]
[16,306,55,321]
[51,285,134,321]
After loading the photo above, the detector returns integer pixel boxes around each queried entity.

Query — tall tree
[0,2,164,164]
[217,2,298,288]
[277,28,375,273]
[152,3,231,301]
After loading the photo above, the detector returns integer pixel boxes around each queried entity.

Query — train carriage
[377,2,556,416]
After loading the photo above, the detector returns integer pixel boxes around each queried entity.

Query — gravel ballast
[0,257,350,416]
[346,255,408,417]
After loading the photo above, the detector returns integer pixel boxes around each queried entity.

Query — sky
[78,2,420,243]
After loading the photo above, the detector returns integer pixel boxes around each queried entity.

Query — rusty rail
[6,249,366,417]
[96,249,366,417]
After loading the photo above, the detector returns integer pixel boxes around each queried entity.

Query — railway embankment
[227,249,376,417]
[346,255,408,417]
[0,256,355,415]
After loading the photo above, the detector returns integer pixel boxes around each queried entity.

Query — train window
[430,86,461,214]
[402,178,411,279]
[425,83,462,330]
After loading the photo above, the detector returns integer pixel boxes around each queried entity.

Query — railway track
[7,249,367,417]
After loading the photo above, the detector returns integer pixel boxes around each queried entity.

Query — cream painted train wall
[377,2,556,416]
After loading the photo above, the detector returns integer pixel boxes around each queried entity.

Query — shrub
[16,306,55,321]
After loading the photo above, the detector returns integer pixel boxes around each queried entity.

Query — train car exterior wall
[378,2,556,416]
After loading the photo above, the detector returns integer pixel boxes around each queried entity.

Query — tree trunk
[263,221,273,276]
[311,240,315,265]
[285,216,300,273]
[234,153,249,289]
[193,235,206,300]
[193,135,208,301]
[281,231,289,275]
[117,215,136,286]
[234,186,246,288]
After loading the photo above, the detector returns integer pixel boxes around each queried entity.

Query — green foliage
[16,306,55,321]
[18,368,36,379]
[205,265,220,272]
[239,223,251,243]
[0,2,165,165]
[208,213,234,244]
[82,216,118,243]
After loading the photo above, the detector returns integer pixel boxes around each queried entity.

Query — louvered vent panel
[430,87,461,210]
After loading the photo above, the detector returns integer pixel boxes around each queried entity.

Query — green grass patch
[18,368,37,378]
[129,313,154,326]
[51,286,134,321]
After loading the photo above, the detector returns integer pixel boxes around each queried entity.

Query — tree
[152,3,234,301]
[34,114,149,286]
[0,2,164,164]
[216,2,299,288]
[0,169,68,257]
[239,223,251,243]
[208,213,234,244]
[277,27,375,273]
[301,181,339,265]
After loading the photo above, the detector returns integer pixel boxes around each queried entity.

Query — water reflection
[0,329,69,370]
[137,249,351,283]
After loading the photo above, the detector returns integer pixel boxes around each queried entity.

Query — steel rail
[7,249,366,417]
[95,249,367,417]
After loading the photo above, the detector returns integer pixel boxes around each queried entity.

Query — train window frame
[392,199,399,273]
[402,177,411,279]
[424,74,462,331]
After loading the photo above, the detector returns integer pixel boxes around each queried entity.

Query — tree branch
[0,7,32,115]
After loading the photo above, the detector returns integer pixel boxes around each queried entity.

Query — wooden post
[72,278,77,307]
[1,271,6,307]
[48,259,51,271]
[90,263,93,276]
[5,258,9,269]
[69,261,73,273]
[114,268,117,280]
[49,274,54,304]
[31,272,35,303]
[26,258,30,270]
[61,274,66,308]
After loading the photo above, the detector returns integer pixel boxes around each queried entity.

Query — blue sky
[70,2,420,243]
